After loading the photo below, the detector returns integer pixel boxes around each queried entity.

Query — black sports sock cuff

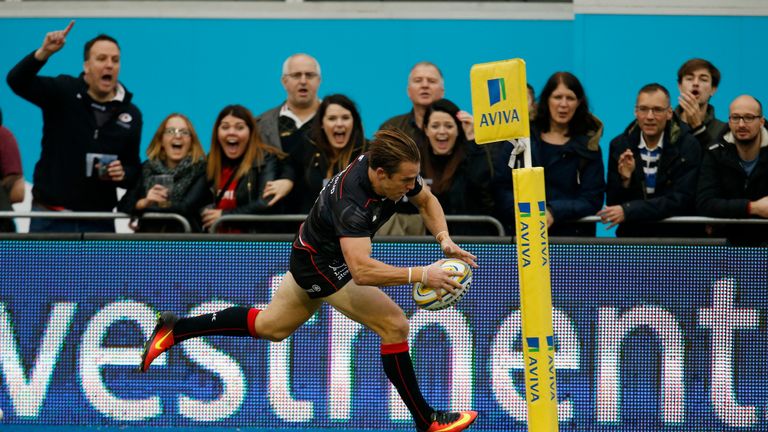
[174,306,253,342]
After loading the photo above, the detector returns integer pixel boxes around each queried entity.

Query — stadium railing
[0,210,193,233]
[576,216,768,225]
[1,211,767,240]
[209,214,507,236]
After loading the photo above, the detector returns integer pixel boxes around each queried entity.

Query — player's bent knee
[254,319,295,342]
[258,327,292,342]
[376,314,409,342]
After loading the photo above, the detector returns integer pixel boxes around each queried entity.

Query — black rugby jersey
[298,153,423,259]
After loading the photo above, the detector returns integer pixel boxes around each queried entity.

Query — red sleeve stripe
[338,157,358,200]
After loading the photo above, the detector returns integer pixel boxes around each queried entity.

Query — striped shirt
[638,132,664,195]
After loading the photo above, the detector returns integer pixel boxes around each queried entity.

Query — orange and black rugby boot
[419,410,478,432]
[139,311,179,372]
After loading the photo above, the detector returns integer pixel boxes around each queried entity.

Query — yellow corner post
[513,167,558,431]
[470,58,558,431]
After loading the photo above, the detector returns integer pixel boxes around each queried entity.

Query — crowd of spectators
[4,22,768,245]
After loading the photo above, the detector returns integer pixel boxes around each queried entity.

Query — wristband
[421,266,429,285]
[407,267,413,284]
[435,230,449,243]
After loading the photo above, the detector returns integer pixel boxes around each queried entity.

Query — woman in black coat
[118,113,208,232]
[421,98,495,235]
[202,104,293,233]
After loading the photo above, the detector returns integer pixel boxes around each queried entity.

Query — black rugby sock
[381,341,433,430]
[173,306,261,343]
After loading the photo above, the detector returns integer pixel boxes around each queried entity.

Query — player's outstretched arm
[341,236,410,287]
[409,187,478,268]
[340,236,462,292]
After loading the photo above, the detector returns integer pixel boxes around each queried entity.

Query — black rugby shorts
[290,239,352,299]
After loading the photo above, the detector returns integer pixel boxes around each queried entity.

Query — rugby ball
[412,259,472,311]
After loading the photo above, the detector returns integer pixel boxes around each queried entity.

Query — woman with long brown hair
[493,71,605,236]
[202,104,293,232]
[285,94,366,212]
[421,98,495,235]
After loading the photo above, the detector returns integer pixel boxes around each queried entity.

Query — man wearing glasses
[255,53,322,217]
[6,21,141,232]
[256,53,322,151]
[598,83,702,237]
[697,95,768,245]
[674,58,728,149]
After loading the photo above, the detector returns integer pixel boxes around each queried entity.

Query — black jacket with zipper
[697,127,768,245]
[212,152,294,233]
[606,119,702,237]
[7,51,142,211]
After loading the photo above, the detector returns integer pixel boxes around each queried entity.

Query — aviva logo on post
[470,58,528,143]
[487,77,507,106]
[518,201,546,218]
[518,202,531,218]
[526,337,540,353]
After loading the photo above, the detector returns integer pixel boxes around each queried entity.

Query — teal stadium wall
[1,14,767,235]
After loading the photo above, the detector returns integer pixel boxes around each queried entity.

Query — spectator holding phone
[118,113,208,232]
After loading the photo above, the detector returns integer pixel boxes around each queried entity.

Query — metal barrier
[3,210,767,236]
[0,211,192,233]
[577,215,768,225]
[210,214,506,236]
[446,215,505,236]
[209,214,305,234]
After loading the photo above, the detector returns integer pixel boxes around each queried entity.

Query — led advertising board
[0,241,765,431]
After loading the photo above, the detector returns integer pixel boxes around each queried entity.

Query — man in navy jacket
[598,83,701,237]
[697,95,768,245]
[7,20,141,232]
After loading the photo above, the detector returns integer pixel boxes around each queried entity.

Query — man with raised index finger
[7,20,142,232]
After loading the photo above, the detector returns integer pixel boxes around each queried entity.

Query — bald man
[697,94,768,245]
[7,21,141,233]
[254,53,323,219]
[256,53,322,151]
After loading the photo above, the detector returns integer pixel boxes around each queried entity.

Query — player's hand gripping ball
[412,259,472,311]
